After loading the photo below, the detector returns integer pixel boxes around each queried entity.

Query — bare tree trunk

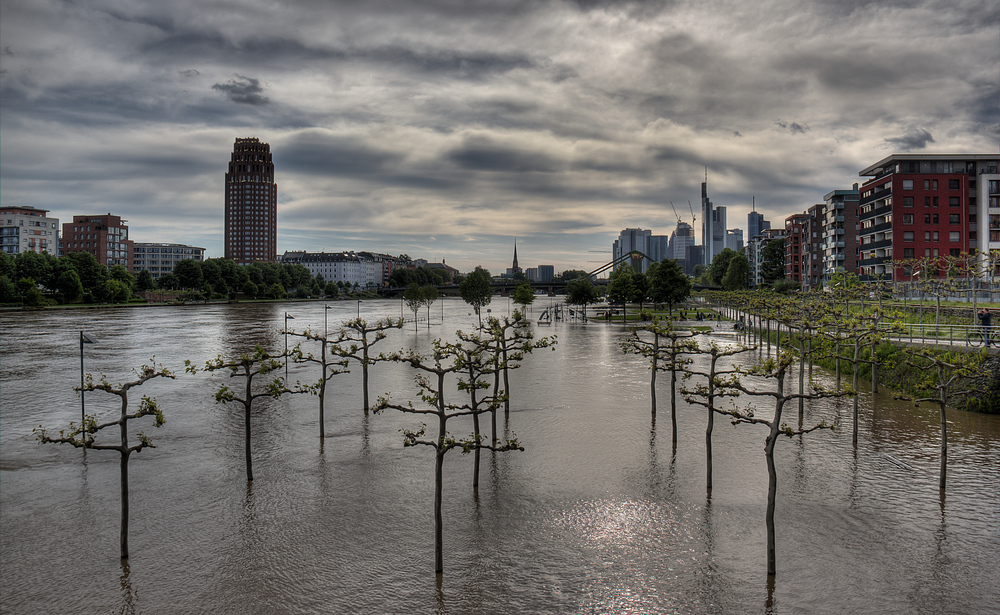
[244,378,254,482]
[650,334,658,417]
[120,451,130,559]
[434,446,444,573]
[319,345,327,439]
[501,343,510,414]
[939,389,948,490]
[362,348,370,416]
[798,332,805,418]
[853,342,861,446]
[705,381,714,492]
[765,387,785,577]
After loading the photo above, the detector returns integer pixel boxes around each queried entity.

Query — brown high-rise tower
[225,137,277,264]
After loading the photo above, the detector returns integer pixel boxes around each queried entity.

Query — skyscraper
[700,172,726,266]
[225,137,277,264]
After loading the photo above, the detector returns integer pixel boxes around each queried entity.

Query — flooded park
[1,298,998,614]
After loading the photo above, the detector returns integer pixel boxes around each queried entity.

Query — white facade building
[1,206,59,256]
[133,243,205,279]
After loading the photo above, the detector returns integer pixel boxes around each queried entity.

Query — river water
[1,298,998,614]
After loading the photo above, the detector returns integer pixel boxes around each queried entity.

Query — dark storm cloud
[447,137,564,173]
[884,128,935,151]
[212,74,269,106]
[280,132,402,177]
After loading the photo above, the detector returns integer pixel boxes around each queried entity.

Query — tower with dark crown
[225,137,277,264]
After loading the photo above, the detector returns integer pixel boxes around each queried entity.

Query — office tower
[225,137,277,264]
[701,173,726,266]
[748,209,770,241]
[613,228,653,272]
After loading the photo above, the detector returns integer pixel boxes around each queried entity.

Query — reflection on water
[1,299,999,614]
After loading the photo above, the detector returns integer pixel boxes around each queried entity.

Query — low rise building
[1,205,59,256]
[133,243,206,279]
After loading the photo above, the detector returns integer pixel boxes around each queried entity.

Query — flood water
[2,298,998,614]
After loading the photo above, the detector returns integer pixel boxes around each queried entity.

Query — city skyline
[1,1,996,274]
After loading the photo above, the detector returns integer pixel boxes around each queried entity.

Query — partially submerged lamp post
[284,312,295,376]
[80,331,96,425]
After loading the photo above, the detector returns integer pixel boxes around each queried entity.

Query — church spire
[512,238,519,271]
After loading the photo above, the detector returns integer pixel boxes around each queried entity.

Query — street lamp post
[79,332,96,427]
[284,312,295,376]
[324,304,333,339]
[357,300,362,319]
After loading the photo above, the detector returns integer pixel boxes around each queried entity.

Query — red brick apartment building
[61,214,133,268]
[858,154,999,281]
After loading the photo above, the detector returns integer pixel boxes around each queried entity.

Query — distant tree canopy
[556,269,590,282]
[760,238,785,286]
[647,258,692,311]
[387,266,447,288]
[0,250,352,306]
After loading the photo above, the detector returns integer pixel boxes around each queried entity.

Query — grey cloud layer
[1,0,996,271]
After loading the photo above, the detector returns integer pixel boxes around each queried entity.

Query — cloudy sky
[1,0,997,274]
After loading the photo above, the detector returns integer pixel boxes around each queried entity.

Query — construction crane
[688,200,697,228]
[669,201,682,226]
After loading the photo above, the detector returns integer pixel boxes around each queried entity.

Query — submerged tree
[331,317,404,414]
[683,342,748,490]
[459,266,493,327]
[901,349,988,490]
[566,276,602,321]
[485,312,557,419]
[511,281,535,313]
[451,329,505,487]
[404,284,425,331]
[621,319,700,443]
[287,329,350,439]
[35,362,175,558]
[714,351,840,577]
[375,339,523,574]
[197,346,310,482]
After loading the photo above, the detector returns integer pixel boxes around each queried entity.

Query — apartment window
[949,197,960,207]
[902,214,914,224]
[989,180,1000,194]
[925,196,931,207]
[949,179,960,190]
[934,231,940,241]
[902,180,914,190]
[933,248,940,257]
[903,196,914,207]
[925,248,932,257]
[932,180,938,190]
[924,214,931,223]
[924,180,930,190]
[904,231,914,241]
[933,197,939,207]
[950,231,960,242]
[904,248,915,259]
[949,214,960,224]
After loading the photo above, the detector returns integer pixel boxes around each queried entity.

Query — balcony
[863,238,892,250]
[860,256,892,266]
[860,186,892,206]
[860,204,892,221]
